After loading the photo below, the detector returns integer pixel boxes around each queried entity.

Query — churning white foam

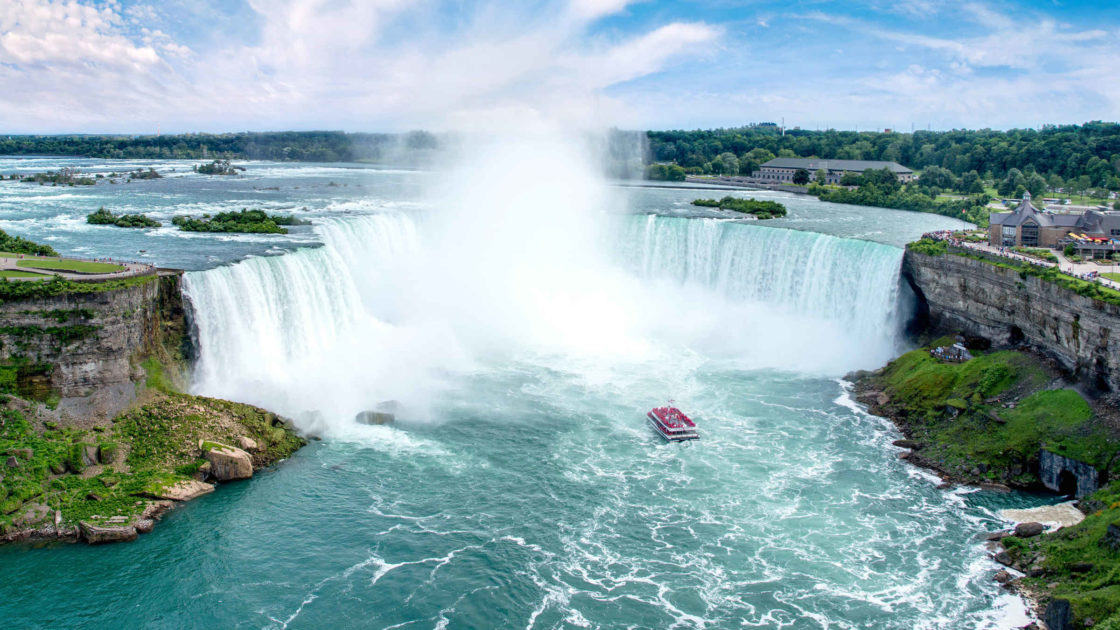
[185,131,908,434]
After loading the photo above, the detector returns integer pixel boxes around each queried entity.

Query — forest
[645,122,1120,190]
[0,130,441,164]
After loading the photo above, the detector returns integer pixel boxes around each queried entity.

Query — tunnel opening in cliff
[1057,470,1078,497]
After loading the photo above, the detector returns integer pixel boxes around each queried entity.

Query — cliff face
[903,249,1120,393]
[0,272,188,422]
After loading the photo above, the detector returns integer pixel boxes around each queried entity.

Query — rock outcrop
[0,271,188,422]
[1040,449,1101,498]
[903,248,1120,392]
[150,479,215,501]
[79,521,138,544]
[201,442,253,481]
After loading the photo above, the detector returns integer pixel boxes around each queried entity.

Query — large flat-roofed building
[756,158,914,184]
[989,193,1120,251]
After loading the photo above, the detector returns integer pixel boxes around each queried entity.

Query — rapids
[0,153,1046,629]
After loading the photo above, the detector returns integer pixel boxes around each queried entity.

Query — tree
[1048,173,1065,192]
[960,170,983,194]
[1075,175,1092,197]
[839,171,862,186]
[1026,173,1047,199]
[997,168,1025,197]
[792,168,810,185]
[716,152,740,176]
[815,168,828,183]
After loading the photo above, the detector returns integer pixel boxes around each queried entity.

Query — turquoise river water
[0,156,1050,629]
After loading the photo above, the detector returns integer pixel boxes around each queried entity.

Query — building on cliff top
[988,192,1120,253]
[756,158,914,184]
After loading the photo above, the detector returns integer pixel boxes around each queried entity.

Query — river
[0,152,1049,629]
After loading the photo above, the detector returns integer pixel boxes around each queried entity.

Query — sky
[0,0,1117,133]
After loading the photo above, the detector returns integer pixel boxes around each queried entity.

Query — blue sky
[0,0,1117,133]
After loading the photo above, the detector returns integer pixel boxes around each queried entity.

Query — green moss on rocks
[0,393,304,539]
[857,343,1113,486]
[1000,482,1120,627]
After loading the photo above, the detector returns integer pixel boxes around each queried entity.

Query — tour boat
[647,404,699,442]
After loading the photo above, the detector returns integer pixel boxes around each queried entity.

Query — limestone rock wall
[903,249,1120,392]
[0,272,187,421]
[1040,450,1101,498]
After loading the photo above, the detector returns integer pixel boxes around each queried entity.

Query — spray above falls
[184,132,907,434]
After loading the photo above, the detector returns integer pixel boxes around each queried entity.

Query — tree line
[0,131,441,163]
[645,122,1120,190]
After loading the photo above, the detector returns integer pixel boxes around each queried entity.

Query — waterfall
[618,214,904,347]
[184,211,906,429]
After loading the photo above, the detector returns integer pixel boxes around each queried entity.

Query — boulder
[79,521,138,545]
[201,442,253,481]
[1014,522,1046,538]
[86,492,103,502]
[892,439,921,449]
[193,461,212,481]
[150,479,214,502]
[135,519,155,534]
[13,503,50,527]
[993,550,1014,567]
[355,411,395,425]
[4,456,17,468]
[1027,565,1045,577]
[237,436,259,452]
[983,531,1009,541]
[994,570,1012,584]
[1103,522,1120,550]
[98,443,119,465]
[80,444,99,467]
[49,461,66,475]
[141,501,174,520]
[898,451,911,460]
[875,392,890,407]
[1044,599,1072,630]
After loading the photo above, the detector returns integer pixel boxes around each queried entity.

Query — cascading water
[4,152,1039,630]
[185,207,907,431]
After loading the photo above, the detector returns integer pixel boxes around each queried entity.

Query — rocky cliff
[903,248,1120,393]
[0,271,188,422]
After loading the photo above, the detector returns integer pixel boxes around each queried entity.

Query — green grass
[16,259,125,274]
[0,270,47,279]
[0,252,53,260]
[1103,273,1120,282]
[0,390,305,536]
[1001,482,1120,627]
[867,344,1113,485]
[0,274,156,304]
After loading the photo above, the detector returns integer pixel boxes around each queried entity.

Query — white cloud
[0,0,161,69]
[0,0,718,132]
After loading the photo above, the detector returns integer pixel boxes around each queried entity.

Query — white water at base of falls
[184,212,906,433]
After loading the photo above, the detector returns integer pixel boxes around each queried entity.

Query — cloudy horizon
[1,0,1117,134]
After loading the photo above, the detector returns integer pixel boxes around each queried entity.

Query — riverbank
[851,339,1120,628]
[0,235,305,545]
[1,387,305,545]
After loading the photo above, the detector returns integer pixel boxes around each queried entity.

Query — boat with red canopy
[647,403,699,442]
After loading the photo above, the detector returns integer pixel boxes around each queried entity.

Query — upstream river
[0,155,1048,629]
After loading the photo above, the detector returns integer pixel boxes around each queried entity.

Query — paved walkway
[924,231,1120,293]
[0,256,156,282]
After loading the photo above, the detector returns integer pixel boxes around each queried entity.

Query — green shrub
[691,196,787,218]
[906,238,948,256]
